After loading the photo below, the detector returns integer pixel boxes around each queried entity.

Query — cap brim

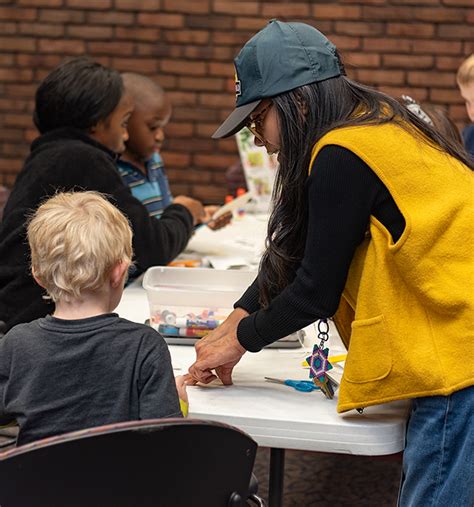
[212,100,261,139]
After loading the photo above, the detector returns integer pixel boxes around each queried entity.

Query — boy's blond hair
[28,191,133,302]
[456,54,474,86]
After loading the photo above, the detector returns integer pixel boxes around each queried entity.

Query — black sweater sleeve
[236,145,389,352]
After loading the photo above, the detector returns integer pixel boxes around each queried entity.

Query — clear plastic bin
[143,267,254,339]
[142,266,304,348]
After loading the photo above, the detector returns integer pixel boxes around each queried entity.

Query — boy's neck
[121,149,147,174]
[53,289,120,320]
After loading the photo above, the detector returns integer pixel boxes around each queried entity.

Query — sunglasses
[245,102,273,144]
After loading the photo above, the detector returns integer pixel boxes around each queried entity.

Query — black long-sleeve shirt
[235,145,405,352]
[0,128,194,330]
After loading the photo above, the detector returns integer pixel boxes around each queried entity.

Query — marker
[158,325,210,338]
[174,317,223,329]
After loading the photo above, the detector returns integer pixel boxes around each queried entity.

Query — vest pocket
[344,315,392,384]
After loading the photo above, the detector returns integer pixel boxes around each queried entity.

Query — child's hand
[174,196,206,225]
[204,206,232,230]
[175,375,189,404]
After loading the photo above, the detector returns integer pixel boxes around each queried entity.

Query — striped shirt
[117,152,173,219]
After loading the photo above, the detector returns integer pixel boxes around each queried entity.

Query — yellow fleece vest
[310,123,474,413]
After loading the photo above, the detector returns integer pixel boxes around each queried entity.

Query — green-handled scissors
[264,377,320,392]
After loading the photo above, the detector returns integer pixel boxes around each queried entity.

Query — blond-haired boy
[0,191,183,446]
[456,54,474,157]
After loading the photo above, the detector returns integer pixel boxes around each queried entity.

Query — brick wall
[0,0,472,201]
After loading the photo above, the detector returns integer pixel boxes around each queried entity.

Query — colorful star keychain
[306,319,336,399]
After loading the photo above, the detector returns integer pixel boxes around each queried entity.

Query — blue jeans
[398,385,474,507]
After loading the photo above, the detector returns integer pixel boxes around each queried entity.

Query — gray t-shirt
[0,313,181,446]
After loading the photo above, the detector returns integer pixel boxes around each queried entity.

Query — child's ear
[31,268,46,289]
[110,260,129,288]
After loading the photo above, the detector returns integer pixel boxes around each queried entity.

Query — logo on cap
[234,71,241,97]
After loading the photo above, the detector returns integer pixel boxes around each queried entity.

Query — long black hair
[258,74,474,307]
[33,57,124,134]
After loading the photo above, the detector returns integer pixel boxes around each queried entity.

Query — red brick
[186,14,233,30]
[177,76,224,92]
[19,22,65,37]
[436,56,466,71]
[16,54,62,68]
[430,88,466,103]
[0,68,34,82]
[387,23,435,38]
[0,7,37,20]
[4,113,33,128]
[213,1,259,15]
[211,46,236,61]
[87,11,135,25]
[412,40,462,54]
[383,54,434,69]
[199,92,235,108]
[234,17,270,31]
[0,128,25,141]
[137,12,184,28]
[261,3,310,17]
[337,21,385,36]
[0,22,16,34]
[167,138,215,153]
[314,5,362,19]
[330,35,361,50]
[389,0,439,4]
[66,0,112,8]
[437,24,474,40]
[18,0,62,5]
[112,57,158,73]
[165,122,194,138]
[38,39,85,54]
[208,62,234,77]
[362,37,412,53]
[191,184,226,203]
[0,37,36,51]
[0,54,14,66]
[67,26,114,39]
[161,59,207,76]
[115,26,161,41]
[173,106,221,122]
[196,123,220,138]
[441,0,473,6]
[0,158,23,172]
[167,91,198,106]
[88,41,135,55]
[135,43,182,58]
[0,98,29,112]
[194,153,237,168]
[345,52,381,68]
[166,168,213,184]
[160,151,191,167]
[356,69,406,86]
[213,31,254,45]
[151,73,177,89]
[115,0,160,10]
[407,71,456,87]
[39,9,85,23]
[0,142,29,157]
[378,86,428,102]
[164,0,210,14]
[163,29,209,44]
[182,46,214,60]
[216,138,238,154]
[413,7,466,22]
[361,6,414,20]
[5,83,37,97]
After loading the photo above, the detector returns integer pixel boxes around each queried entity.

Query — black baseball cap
[212,20,342,139]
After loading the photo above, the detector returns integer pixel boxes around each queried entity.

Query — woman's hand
[188,308,248,385]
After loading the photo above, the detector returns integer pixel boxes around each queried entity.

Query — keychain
[306,319,337,399]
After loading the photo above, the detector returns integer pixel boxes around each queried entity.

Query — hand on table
[188,308,248,385]
[203,205,232,230]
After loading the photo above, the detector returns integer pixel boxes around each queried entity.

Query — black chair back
[0,418,258,507]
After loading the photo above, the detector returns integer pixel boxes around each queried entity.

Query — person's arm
[234,277,261,314]
[237,145,383,351]
[137,330,182,419]
[188,145,387,384]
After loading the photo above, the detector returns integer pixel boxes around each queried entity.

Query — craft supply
[301,353,347,367]
[211,190,253,220]
[158,325,210,338]
[161,310,176,325]
[264,377,320,393]
[174,317,223,329]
